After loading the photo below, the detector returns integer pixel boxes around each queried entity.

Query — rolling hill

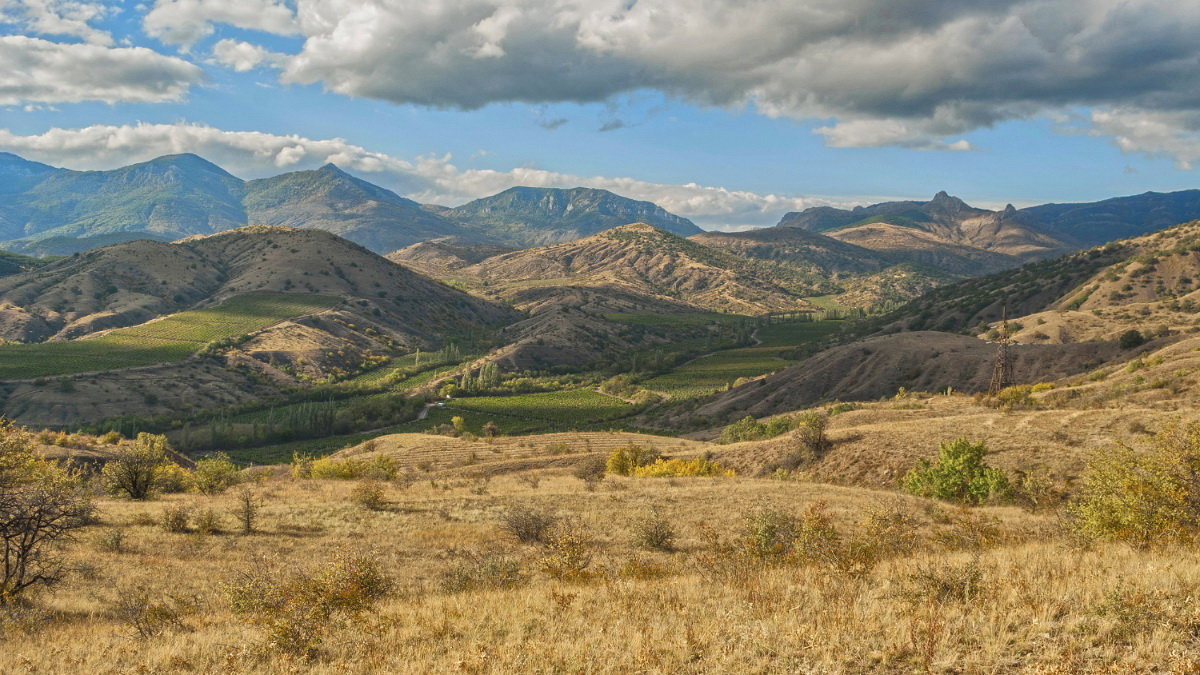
[457,222,814,315]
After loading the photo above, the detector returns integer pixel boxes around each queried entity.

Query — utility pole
[987,304,1013,396]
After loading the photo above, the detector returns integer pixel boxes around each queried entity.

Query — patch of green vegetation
[755,319,844,349]
[604,312,753,328]
[449,388,636,423]
[0,293,338,379]
[642,347,789,400]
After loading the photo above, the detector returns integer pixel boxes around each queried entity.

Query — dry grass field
[5,444,1200,673]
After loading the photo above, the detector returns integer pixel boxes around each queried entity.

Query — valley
[5,153,1200,672]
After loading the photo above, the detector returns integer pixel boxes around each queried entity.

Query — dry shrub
[440,551,528,593]
[894,559,988,605]
[350,481,388,511]
[571,456,606,489]
[95,528,126,554]
[538,521,594,582]
[160,504,191,533]
[618,557,672,580]
[226,553,392,658]
[631,510,676,552]
[232,486,260,535]
[931,510,1005,551]
[114,592,197,639]
[501,505,557,544]
[195,508,222,535]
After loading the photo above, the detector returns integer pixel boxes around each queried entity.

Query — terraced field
[0,293,338,379]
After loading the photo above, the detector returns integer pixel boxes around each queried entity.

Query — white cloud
[1086,108,1200,170]
[211,38,282,71]
[143,0,298,48]
[0,122,860,227]
[0,0,113,45]
[160,0,1200,152]
[0,35,204,105]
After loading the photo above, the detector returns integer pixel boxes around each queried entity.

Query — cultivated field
[0,293,338,379]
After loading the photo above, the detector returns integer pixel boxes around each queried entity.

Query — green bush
[1067,422,1200,547]
[902,438,1011,505]
[102,433,173,500]
[192,452,240,495]
[1119,329,1146,349]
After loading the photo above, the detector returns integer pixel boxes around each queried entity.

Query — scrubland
[7,425,1200,674]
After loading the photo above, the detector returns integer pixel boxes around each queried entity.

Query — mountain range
[0,153,699,255]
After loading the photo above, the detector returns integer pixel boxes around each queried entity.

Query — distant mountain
[777,191,1066,263]
[242,165,476,253]
[444,187,702,247]
[1018,190,1200,248]
[8,154,246,244]
[0,153,701,255]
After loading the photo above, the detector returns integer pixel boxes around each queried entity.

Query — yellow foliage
[631,457,734,478]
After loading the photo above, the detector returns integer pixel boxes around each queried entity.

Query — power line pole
[987,304,1013,396]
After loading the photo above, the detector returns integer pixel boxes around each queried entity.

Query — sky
[2,1,1200,230]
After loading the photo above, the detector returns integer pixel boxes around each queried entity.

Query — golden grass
[4,466,1200,673]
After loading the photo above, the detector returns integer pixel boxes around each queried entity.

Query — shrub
[154,462,193,494]
[102,433,172,500]
[538,522,594,582]
[0,420,91,601]
[440,551,528,593]
[631,510,676,552]
[740,508,798,560]
[96,528,126,554]
[631,457,734,478]
[902,438,1011,505]
[792,411,830,457]
[99,431,122,445]
[309,455,398,481]
[350,481,388,511]
[1067,422,1200,547]
[114,592,196,639]
[501,505,557,544]
[226,553,392,658]
[605,444,661,475]
[895,560,987,604]
[571,456,606,488]
[192,452,240,495]
[1119,329,1146,349]
[991,384,1037,409]
[195,508,222,535]
[160,504,191,533]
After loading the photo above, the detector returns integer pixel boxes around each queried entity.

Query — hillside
[459,223,814,315]
[444,186,703,247]
[0,227,520,426]
[672,221,1200,423]
[386,239,514,278]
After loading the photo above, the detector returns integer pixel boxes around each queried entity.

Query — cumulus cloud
[211,38,283,72]
[0,35,204,105]
[159,0,1185,150]
[0,122,857,227]
[1087,108,1200,170]
[0,0,113,45]
[143,0,298,48]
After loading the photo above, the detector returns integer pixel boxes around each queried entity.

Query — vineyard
[0,293,338,379]
[448,388,637,423]
[641,346,790,400]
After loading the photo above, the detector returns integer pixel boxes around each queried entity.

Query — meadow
[0,293,338,379]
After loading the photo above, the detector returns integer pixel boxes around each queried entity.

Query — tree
[102,433,172,500]
[192,452,241,495]
[0,420,90,602]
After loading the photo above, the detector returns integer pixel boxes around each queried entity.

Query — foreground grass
[4,470,1199,673]
[0,293,338,379]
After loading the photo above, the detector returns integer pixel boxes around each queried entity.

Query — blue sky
[2,0,1200,228]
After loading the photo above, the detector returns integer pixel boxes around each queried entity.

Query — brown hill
[460,223,815,315]
[385,239,514,278]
